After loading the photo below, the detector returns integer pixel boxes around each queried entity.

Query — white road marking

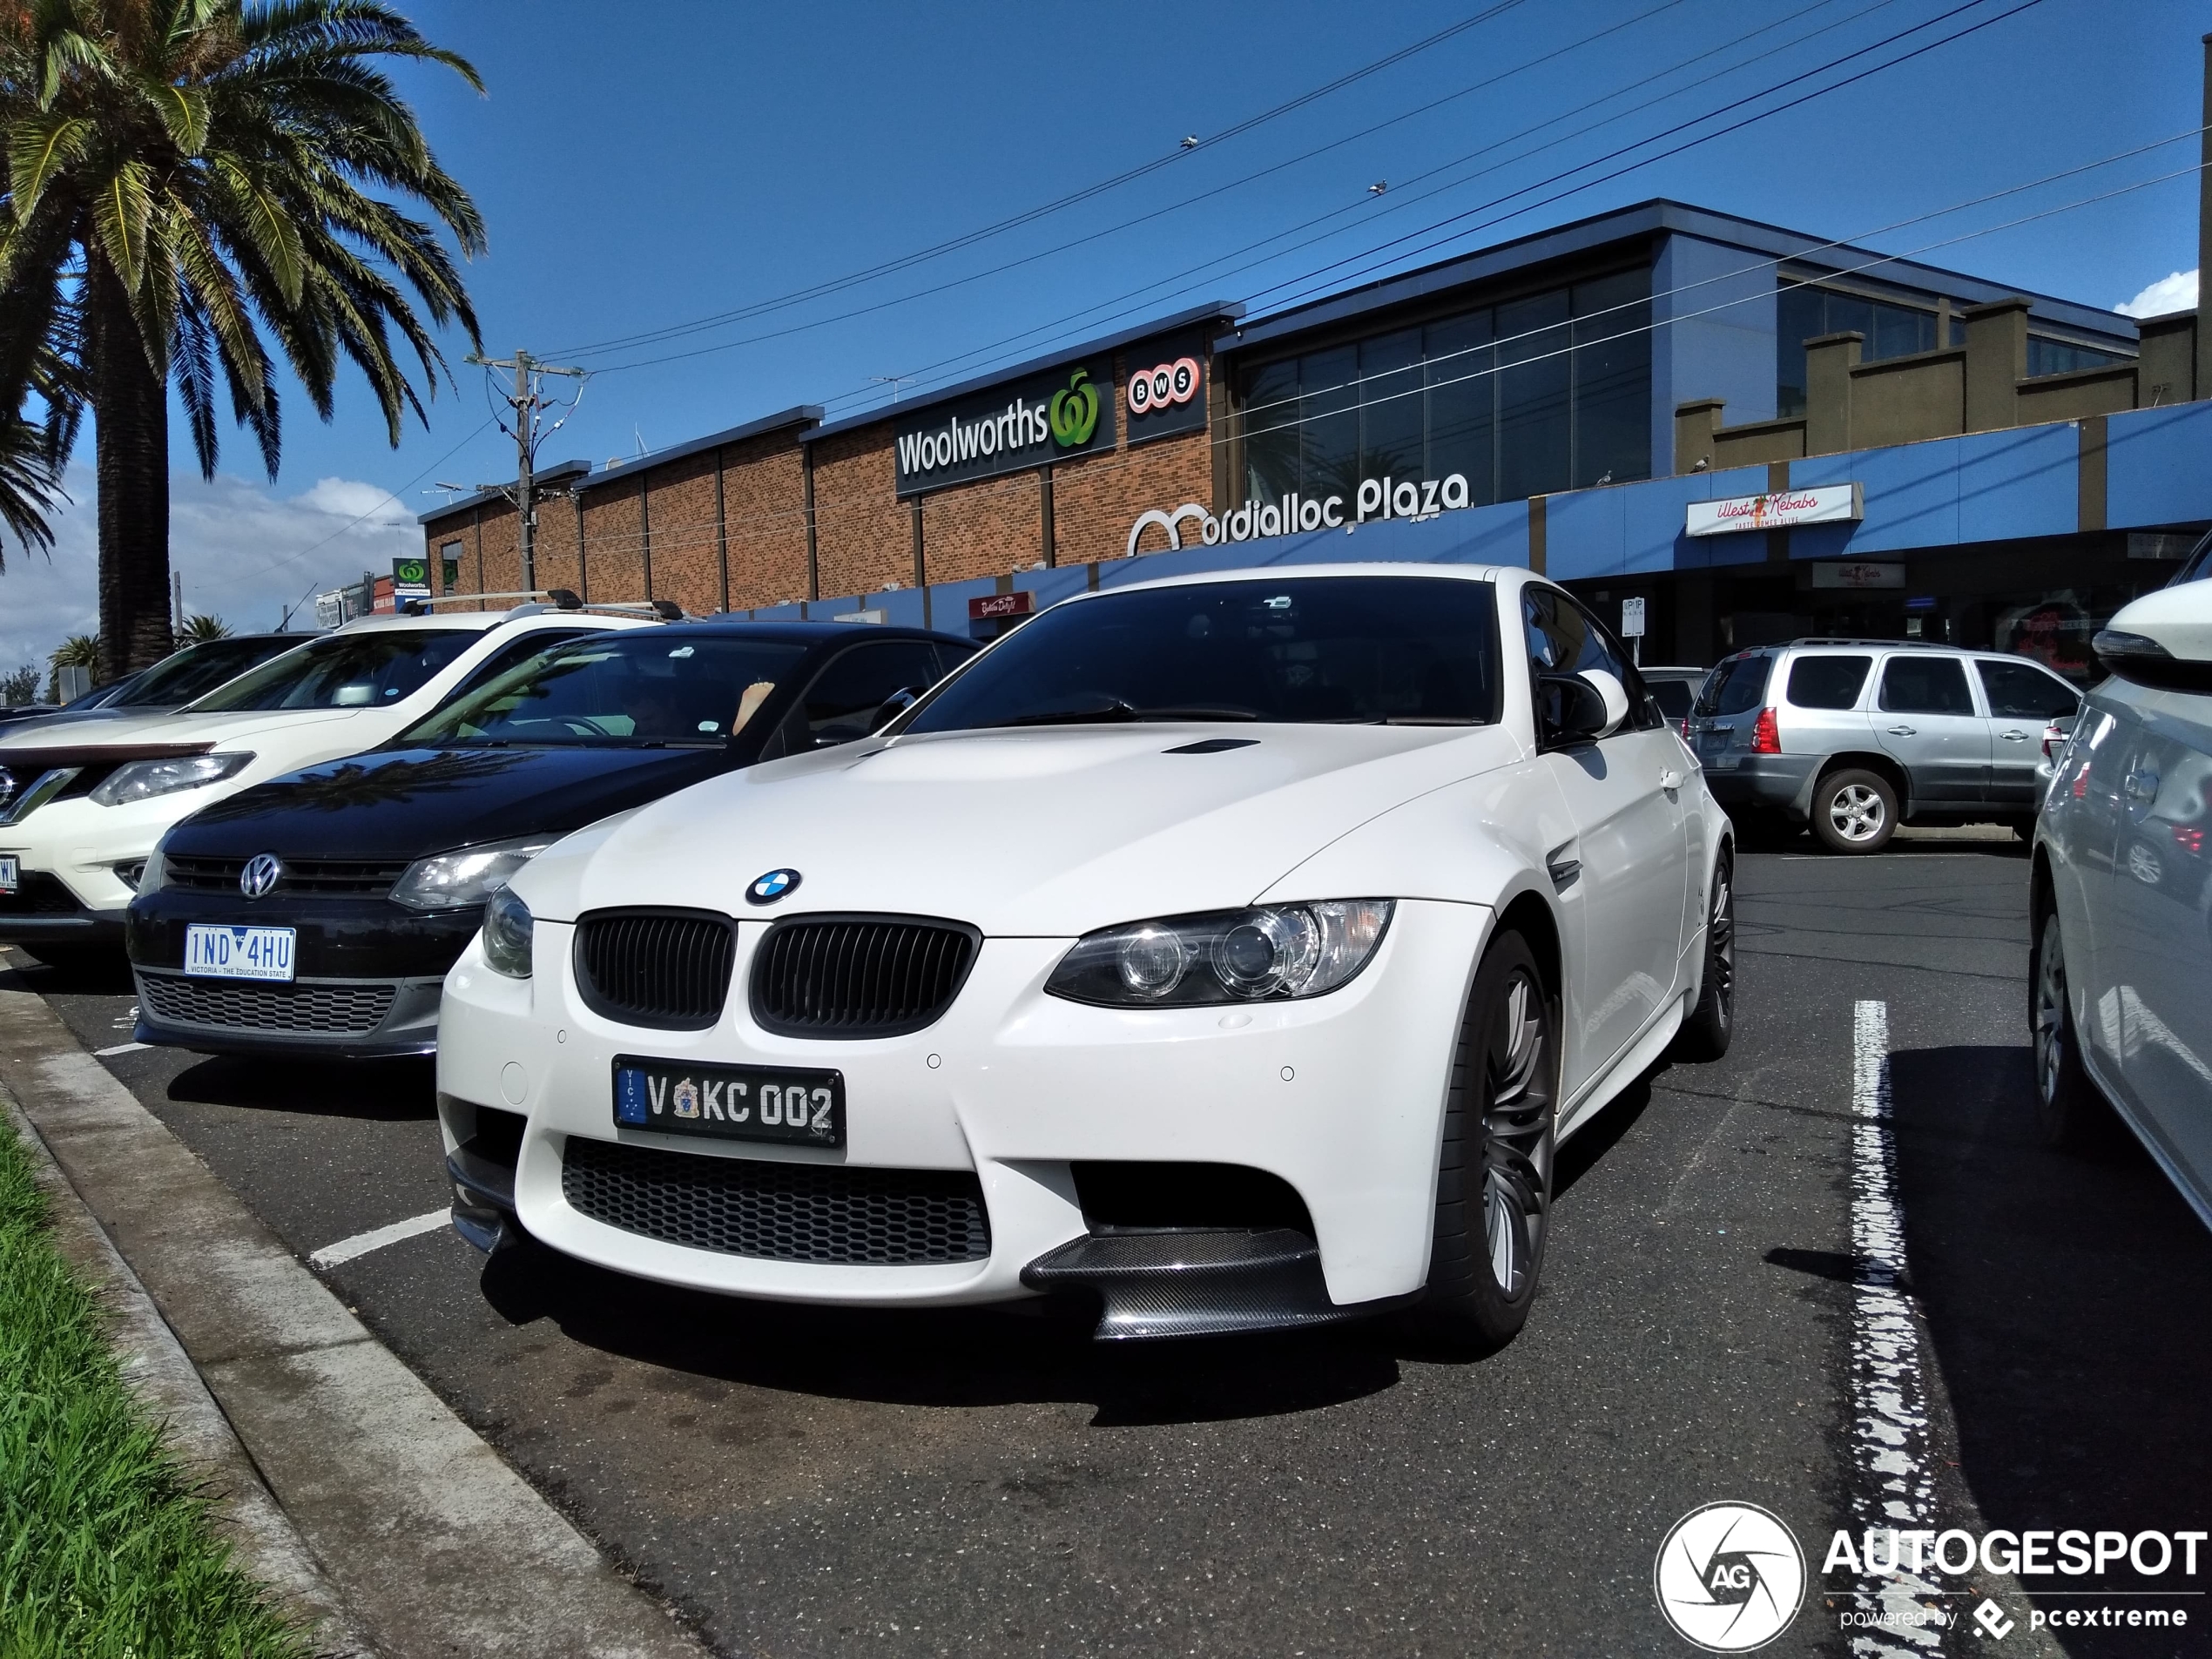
[1847,999,1941,1656]
[93,1042,150,1057]
[308,1209,451,1271]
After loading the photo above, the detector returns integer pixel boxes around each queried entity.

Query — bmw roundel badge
[746,867,800,906]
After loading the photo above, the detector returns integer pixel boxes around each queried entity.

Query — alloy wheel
[1828,784,1886,843]
[2034,914,2067,1107]
[1482,968,1554,1296]
[1708,863,1735,1032]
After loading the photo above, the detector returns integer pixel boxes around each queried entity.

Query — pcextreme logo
[1049,369,1099,448]
[1654,1503,1807,1652]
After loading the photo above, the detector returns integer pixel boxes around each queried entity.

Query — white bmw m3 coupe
[438,564,1735,1351]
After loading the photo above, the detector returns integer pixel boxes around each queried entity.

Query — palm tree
[179,610,229,641]
[0,0,486,679]
[46,628,96,699]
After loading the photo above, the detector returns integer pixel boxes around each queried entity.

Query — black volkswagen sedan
[125,619,974,1057]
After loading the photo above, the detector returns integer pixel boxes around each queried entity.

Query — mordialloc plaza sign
[1685,482,1864,536]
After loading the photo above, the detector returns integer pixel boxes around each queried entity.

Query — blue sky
[7,0,2210,663]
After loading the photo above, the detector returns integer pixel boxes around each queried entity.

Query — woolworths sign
[893,359,1115,498]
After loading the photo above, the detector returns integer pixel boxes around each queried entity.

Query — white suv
[1687,639,2082,853]
[0,604,651,960]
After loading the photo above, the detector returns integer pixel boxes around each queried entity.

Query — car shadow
[1,946,135,995]
[476,1238,1405,1426]
[165,1053,437,1121]
[1886,1043,2212,1622]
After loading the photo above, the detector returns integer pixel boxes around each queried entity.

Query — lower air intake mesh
[137,972,395,1034]
[562,1136,989,1264]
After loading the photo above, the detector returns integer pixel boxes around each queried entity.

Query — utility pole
[464,349,588,593]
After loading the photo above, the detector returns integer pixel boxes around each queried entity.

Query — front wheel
[1811,767,1898,854]
[1672,849,1735,1062]
[1415,931,1558,1355]
[2031,909,2110,1149]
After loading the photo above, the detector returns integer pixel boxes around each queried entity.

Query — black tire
[1672,848,1736,1062]
[1810,767,1898,854]
[2030,908,2112,1150]
[1415,931,1557,1355]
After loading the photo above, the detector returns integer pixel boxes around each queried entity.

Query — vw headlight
[134,839,172,896]
[90,752,253,806]
[1046,900,1393,1007]
[480,887,533,979]
[390,836,553,912]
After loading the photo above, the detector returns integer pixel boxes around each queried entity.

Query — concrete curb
[2,1081,379,1658]
[0,981,711,1659]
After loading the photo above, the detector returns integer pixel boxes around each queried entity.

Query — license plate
[184,923,296,981]
[611,1055,844,1148]
[1704,753,1740,771]
[0,856,15,894]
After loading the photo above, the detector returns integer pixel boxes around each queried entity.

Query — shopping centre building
[421,195,2212,677]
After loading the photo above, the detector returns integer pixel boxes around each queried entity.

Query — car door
[1524,586,1691,1090]
[2091,688,2212,1198]
[1974,657,2081,812]
[1869,654,1987,806]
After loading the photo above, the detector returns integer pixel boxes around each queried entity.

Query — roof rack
[1785,637,1943,649]
[395,590,683,622]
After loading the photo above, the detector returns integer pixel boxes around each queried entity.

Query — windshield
[401,633,809,746]
[116,636,305,707]
[902,576,1501,732]
[185,629,475,713]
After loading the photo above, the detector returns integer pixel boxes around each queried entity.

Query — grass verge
[0,1117,308,1658]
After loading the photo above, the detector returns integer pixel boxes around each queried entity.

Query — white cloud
[0,465,423,678]
[2118,268,2197,319]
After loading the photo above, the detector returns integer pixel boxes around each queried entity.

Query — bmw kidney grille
[749,916,979,1038]
[573,909,738,1030]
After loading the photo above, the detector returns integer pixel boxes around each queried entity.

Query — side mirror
[1537,673,1609,745]
[873,685,925,729]
[2094,588,2212,691]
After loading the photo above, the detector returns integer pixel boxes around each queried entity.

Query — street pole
[467,349,587,597]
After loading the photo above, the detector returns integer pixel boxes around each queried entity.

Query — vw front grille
[137,971,395,1035]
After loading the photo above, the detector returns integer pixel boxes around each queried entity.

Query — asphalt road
[10,839,2210,1657]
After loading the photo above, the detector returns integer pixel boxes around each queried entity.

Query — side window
[1977,658,2080,721]
[452,630,589,699]
[1878,656,1974,715]
[1786,655,1872,711]
[796,643,946,746]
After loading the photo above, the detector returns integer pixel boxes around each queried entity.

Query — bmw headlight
[90,752,253,806]
[1046,900,1393,1007]
[480,886,533,979]
[390,836,553,912]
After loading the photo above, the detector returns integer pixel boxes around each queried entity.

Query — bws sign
[894,360,1115,497]
[1124,342,1208,445]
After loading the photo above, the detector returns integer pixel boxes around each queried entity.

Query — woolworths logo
[1049,369,1099,447]
[895,367,1104,484]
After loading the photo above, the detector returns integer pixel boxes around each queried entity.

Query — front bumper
[128,890,480,1057]
[0,867,126,946]
[1698,752,1819,816]
[436,898,1491,1332]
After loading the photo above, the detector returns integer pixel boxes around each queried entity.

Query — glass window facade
[2026,336,2130,378]
[1777,282,1943,416]
[1240,266,1651,509]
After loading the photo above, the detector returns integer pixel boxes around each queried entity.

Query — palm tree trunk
[87,255,172,680]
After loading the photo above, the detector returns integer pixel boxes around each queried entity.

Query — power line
[546,0,1532,359]
[534,150,2202,572]
[588,0,1986,399]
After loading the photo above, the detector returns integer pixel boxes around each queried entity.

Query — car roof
[636,619,974,646]
[1076,561,1517,601]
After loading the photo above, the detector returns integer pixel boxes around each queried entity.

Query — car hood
[0,705,359,758]
[516,722,1525,936]
[166,744,730,860]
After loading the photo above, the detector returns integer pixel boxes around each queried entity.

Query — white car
[2033,579,2212,1230]
[0,604,651,960]
[438,565,1735,1350]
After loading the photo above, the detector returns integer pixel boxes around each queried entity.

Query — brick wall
[811,427,908,600]
[420,350,1228,613]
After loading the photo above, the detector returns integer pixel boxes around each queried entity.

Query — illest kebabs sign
[893,359,1117,498]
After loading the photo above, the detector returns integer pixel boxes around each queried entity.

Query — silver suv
[1687,639,2082,853]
